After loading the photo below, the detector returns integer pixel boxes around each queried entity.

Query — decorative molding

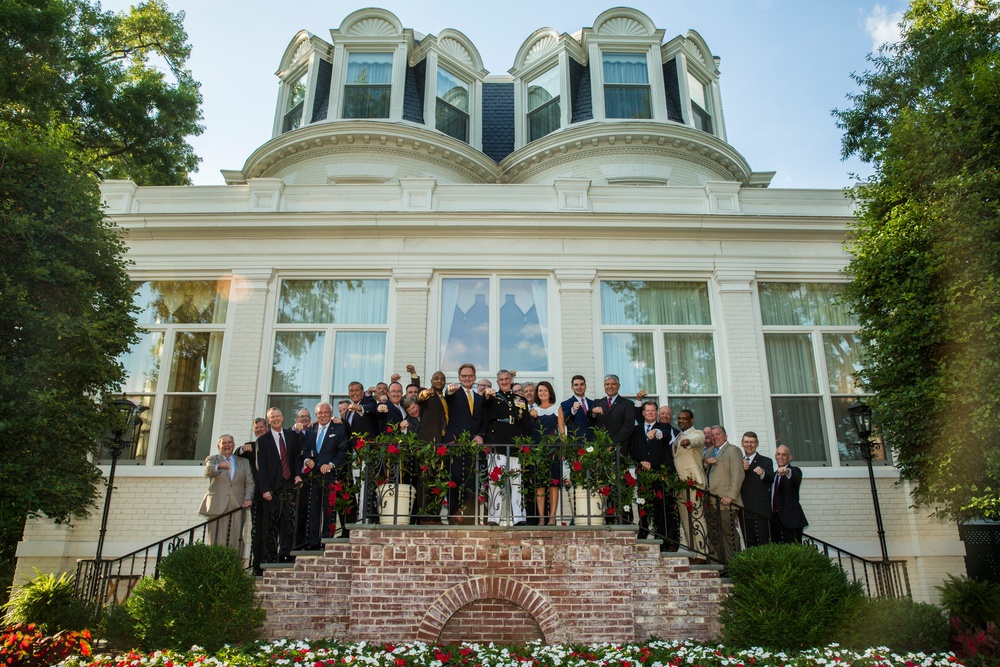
[392,267,434,290]
[554,268,597,291]
[714,268,755,292]
[231,268,276,292]
[704,181,742,214]
[99,180,138,215]
[247,178,285,212]
[400,178,436,210]
[346,17,398,37]
[524,35,558,66]
[598,17,647,36]
[439,37,474,67]
[553,178,591,212]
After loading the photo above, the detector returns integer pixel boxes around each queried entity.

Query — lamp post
[93,396,148,577]
[847,400,889,562]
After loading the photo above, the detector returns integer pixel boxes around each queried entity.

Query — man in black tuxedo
[444,363,486,523]
[738,431,773,547]
[300,402,350,548]
[561,375,594,442]
[588,374,636,450]
[256,407,303,562]
[629,401,680,550]
[771,445,808,543]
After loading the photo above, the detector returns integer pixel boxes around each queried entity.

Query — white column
[392,268,433,374]
[555,269,597,395]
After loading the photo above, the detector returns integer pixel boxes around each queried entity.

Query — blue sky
[99,0,909,188]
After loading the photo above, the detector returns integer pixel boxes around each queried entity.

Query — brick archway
[416,576,562,643]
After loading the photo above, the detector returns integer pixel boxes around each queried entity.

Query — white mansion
[16,7,962,602]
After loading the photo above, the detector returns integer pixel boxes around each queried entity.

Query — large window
[440,277,549,374]
[687,72,713,134]
[603,53,650,119]
[282,71,307,133]
[343,52,392,119]
[269,279,389,418]
[760,282,881,466]
[436,67,469,142]
[527,66,560,141]
[600,281,719,426]
[119,280,230,464]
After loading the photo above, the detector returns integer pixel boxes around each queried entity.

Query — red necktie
[278,433,291,480]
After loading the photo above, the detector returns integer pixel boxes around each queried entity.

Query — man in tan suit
[672,410,708,559]
[706,425,745,564]
[199,434,255,550]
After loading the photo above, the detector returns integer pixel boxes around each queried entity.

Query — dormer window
[687,72,713,134]
[603,53,651,119]
[527,66,560,141]
[436,67,470,142]
[343,52,393,119]
[282,72,308,132]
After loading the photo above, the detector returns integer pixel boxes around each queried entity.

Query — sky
[98,0,909,189]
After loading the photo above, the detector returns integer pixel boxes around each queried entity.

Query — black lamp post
[848,400,889,562]
[94,396,148,568]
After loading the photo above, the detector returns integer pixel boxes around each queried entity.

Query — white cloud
[865,4,904,52]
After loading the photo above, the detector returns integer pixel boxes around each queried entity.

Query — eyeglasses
[459,373,475,378]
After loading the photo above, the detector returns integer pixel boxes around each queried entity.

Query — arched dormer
[273,31,333,137]
[510,28,585,149]
[327,8,412,123]
[662,28,726,141]
[411,28,487,149]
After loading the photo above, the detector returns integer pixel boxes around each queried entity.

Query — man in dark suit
[300,402,350,548]
[738,431,773,547]
[344,381,378,438]
[376,381,408,433]
[444,363,486,523]
[417,371,449,443]
[629,401,680,550]
[561,374,594,442]
[588,374,636,450]
[771,445,808,543]
[256,407,303,562]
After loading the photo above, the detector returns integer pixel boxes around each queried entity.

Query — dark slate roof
[570,59,593,124]
[310,59,333,122]
[482,82,514,163]
[662,59,684,124]
[403,60,425,124]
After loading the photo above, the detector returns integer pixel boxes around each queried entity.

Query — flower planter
[572,486,606,525]
[378,483,415,525]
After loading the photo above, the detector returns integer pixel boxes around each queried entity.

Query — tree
[0,0,202,593]
[835,0,1000,521]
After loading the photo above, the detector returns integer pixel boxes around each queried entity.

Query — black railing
[74,441,909,610]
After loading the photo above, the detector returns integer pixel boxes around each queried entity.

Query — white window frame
[587,44,668,122]
[272,33,330,138]
[329,45,407,122]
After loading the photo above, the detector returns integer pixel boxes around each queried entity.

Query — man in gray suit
[199,434,255,550]
[707,425,745,564]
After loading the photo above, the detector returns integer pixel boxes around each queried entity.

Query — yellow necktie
[467,389,474,413]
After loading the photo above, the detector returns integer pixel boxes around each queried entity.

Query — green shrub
[837,596,948,652]
[719,543,864,650]
[937,574,1000,629]
[99,601,138,650]
[2,570,94,634]
[118,543,263,651]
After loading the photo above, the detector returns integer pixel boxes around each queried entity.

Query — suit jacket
[302,420,350,470]
[672,428,706,488]
[255,428,302,497]
[199,453,255,517]
[739,453,774,515]
[344,395,379,438]
[444,386,485,442]
[708,441,745,502]
[773,465,808,529]
[377,400,408,434]
[417,389,448,442]
[589,395,635,448]
[629,421,676,474]
[561,395,595,441]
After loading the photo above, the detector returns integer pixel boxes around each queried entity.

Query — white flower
[586,446,594,453]
[636,498,645,504]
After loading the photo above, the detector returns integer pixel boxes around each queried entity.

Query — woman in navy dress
[531,381,565,525]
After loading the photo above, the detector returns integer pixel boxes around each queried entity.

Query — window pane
[603,332,655,395]
[667,397,721,431]
[824,333,865,394]
[759,283,857,326]
[603,53,649,84]
[764,333,818,394]
[277,279,388,324]
[771,396,829,464]
[527,67,559,112]
[436,101,469,142]
[271,331,325,393]
[167,331,224,393]
[664,333,718,394]
[604,53,650,119]
[133,280,230,325]
[601,281,711,325]
[499,279,548,372]
[441,278,489,371]
[687,72,707,108]
[101,395,154,463]
[158,395,216,462]
[528,98,560,141]
[346,53,393,84]
[834,396,890,465]
[283,72,307,132]
[436,68,468,112]
[331,331,386,394]
[120,331,163,393]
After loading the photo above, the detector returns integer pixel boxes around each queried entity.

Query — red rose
[333,480,343,492]
[521,446,530,453]
[477,495,487,503]
[687,477,695,487]
[431,487,441,495]
[386,425,394,433]
[639,509,647,517]
[552,479,560,487]
[386,444,400,455]
[489,466,503,482]
[684,500,693,510]
[436,445,448,456]
[577,448,586,456]
[600,485,611,497]
[572,461,582,472]
[606,507,615,514]
[420,464,428,473]
[695,490,703,499]
[447,480,457,488]
[355,439,365,450]
[341,492,351,500]
[624,471,637,487]
[655,489,663,499]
